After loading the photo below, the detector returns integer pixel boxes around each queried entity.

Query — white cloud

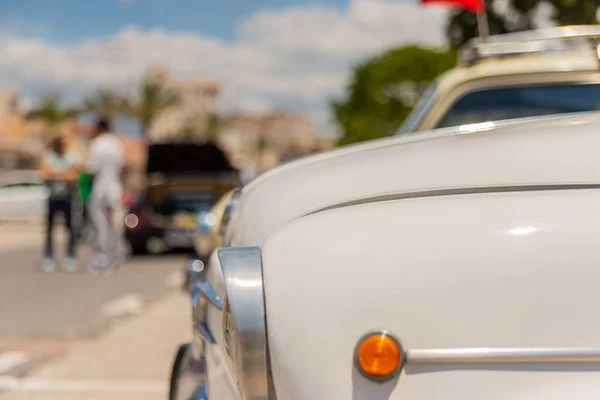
[0,0,449,132]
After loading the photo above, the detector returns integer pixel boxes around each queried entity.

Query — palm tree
[32,94,79,128]
[83,89,127,124]
[123,81,179,138]
[255,134,271,173]
[178,123,199,139]
[28,94,79,141]
[203,112,227,141]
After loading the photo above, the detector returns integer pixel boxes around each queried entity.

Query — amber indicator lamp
[354,331,404,382]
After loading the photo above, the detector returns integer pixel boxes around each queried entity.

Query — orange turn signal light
[355,332,404,381]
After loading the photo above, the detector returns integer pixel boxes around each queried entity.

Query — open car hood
[141,142,240,211]
[146,142,237,176]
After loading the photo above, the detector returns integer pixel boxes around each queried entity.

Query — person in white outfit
[85,118,125,274]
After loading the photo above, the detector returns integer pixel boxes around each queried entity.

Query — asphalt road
[0,245,188,338]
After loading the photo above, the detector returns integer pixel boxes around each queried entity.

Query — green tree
[83,89,127,124]
[333,45,457,146]
[203,112,227,141]
[545,0,598,25]
[446,0,600,49]
[123,81,179,138]
[446,0,539,48]
[255,134,271,173]
[179,124,199,139]
[33,94,79,131]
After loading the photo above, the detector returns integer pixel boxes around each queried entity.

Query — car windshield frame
[396,81,439,135]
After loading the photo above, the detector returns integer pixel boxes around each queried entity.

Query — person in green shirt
[77,171,93,240]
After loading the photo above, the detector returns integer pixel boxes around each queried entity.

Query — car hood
[232,112,600,246]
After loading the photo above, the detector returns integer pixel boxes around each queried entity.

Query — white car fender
[261,189,600,400]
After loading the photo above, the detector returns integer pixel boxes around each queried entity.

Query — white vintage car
[168,27,600,400]
[168,110,600,400]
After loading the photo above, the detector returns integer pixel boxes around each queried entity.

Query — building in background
[218,111,334,174]
[145,66,221,141]
[0,67,335,177]
[0,92,18,118]
[0,92,146,181]
[0,92,41,169]
[141,66,334,174]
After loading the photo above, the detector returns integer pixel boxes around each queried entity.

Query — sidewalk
[0,223,44,253]
[0,290,191,400]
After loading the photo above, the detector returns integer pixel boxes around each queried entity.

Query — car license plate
[173,213,197,230]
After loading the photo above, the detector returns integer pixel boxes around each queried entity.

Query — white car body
[0,174,48,222]
[186,112,600,400]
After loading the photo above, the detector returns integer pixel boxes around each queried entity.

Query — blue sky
[0,0,348,43]
[0,0,448,135]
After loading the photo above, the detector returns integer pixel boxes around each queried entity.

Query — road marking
[0,352,30,374]
[100,294,144,319]
[0,377,167,393]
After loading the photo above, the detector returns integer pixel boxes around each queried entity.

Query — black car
[124,141,240,255]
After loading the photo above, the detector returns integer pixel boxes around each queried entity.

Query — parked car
[179,111,600,400]
[399,25,600,134]
[183,188,239,293]
[171,26,600,400]
[124,141,240,255]
[0,173,48,222]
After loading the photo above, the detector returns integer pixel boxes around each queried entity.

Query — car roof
[436,49,600,95]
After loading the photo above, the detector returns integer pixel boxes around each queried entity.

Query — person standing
[40,135,79,273]
[76,170,93,241]
[85,117,125,274]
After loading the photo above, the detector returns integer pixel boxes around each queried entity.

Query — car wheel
[127,239,147,256]
[169,343,204,400]
[146,236,167,255]
[169,343,188,400]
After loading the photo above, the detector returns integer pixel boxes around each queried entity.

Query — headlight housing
[217,246,269,399]
[220,187,242,247]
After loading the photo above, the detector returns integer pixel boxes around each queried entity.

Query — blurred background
[0,0,597,399]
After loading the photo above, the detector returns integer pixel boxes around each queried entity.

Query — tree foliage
[203,112,227,140]
[447,0,539,48]
[122,81,179,138]
[333,46,456,146]
[546,0,599,25]
[33,94,79,128]
[333,0,600,146]
[83,89,128,124]
[448,0,600,48]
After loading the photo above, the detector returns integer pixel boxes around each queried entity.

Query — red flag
[420,0,484,13]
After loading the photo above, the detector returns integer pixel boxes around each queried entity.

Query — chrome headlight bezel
[220,187,242,247]
[217,246,269,400]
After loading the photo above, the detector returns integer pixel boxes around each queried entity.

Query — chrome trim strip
[459,25,600,66]
[194,281,223,310]
[193,384,208,400]
[308,184,600,216]
[218,246,268,400]
[194,321,216,345]
[407,347,600,364]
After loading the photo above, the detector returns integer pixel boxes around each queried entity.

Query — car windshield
[434,82,600,129]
